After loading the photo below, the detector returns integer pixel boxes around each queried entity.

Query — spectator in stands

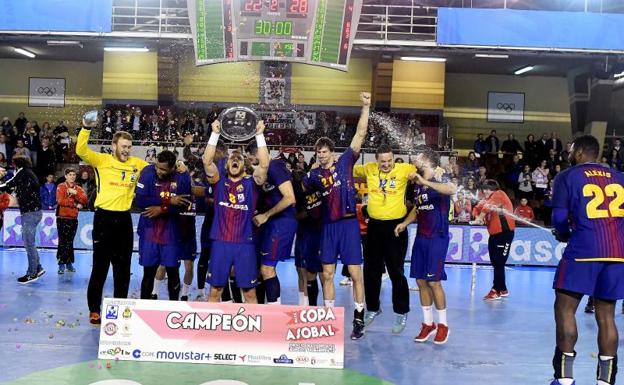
[77,170,96,207]
[473,133,486,158]
[445,155,459,178]
[546,148,561,171]
[53,121,70,163]
[36,137,56,183]
[14,112,27,134]
[517,164,534,201]
[608,148,622,170]
[101,110,116,140]
[600,154,610,168]
[295,153,307,171]
[505,154,523,191]
[463,151,480,177]
[485,130,500,154]
[477,166,488,185]
[454,191,472,223]
[551,164,562,180]
[41,122,53,139]
[0,153,6,169]
[543,179,554,226]
[0,134,9,165]
[514,198,534,222]
[501,134,523,155]
[549,131,563,156]
[395,157,404,164]
[560,142,572,169]
[40,174,57,210]
[22,122,41,166]
[129,108,145,140]
[461,177,480,206]
[536,133,549,161]
[13,139,31,159]
[1,117,11,134]
[145,149,157,164]
[532,160,550,201]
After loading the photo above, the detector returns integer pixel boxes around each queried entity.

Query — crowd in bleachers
[3,108,622,228]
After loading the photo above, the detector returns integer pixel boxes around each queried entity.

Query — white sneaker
[339,277,353,286]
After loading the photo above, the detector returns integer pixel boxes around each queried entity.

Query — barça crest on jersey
[236,185,244,192]
[237,193,245,201]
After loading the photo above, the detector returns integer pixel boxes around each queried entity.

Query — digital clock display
[189,0,363,70]
[255,20,293,36]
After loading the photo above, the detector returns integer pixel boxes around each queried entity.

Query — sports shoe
[409,285,420,291]
[339,277,352,286]
[414,323,437,343]
[195,294,206,302]
[584,303,595,314]
[150,294,158,300]
[180,295,189,301]
[433,323,449,344]
[89,312,101,325]
[364,309,382,326]
[351,319,365,340]
[483,289,501,301]
[17,273,40,284]
[66,263,76,273]
[392,313,408,334]
[36,265,46,278]
[549,379,575,385]
[499,289,509,297]
[58,264,65,275]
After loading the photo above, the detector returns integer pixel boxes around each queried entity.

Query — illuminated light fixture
[400,56,446,62]
[614,71,624,79]
[475,53,509,59]
[514,65,534,75]
[104,47,149,52]
[47,40,82,46]
[13,47,35,58]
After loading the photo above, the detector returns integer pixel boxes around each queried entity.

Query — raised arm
[253,120,269,186]
[76,126,106,167]
[202,120,221,184]
[349,92,371,154]
[413,172,457,196]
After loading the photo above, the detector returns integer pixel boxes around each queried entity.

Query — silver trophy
[218,106,258,142]
[82,110,100,128]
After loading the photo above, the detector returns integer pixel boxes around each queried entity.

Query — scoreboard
[187,0,363,71]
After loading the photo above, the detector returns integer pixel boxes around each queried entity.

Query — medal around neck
[82,110,100,129]
[218,107,258,142]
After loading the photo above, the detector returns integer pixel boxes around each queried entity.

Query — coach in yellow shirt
[353,144,416,334]
[76,123,148,325]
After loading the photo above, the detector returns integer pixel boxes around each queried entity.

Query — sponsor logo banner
[98,298,344,369]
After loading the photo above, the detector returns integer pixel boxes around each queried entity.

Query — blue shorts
[180,237,197,261]
[208,240,258,289]
[295,228,322,273]
[410,236,449,281]
[319,218,363,266]
[258,217,297,267]
[553,259,624,301]
[138,236,180,268]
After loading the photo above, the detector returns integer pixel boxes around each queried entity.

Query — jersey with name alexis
[552,163,624,262]
[303,148,359,224]
[210,175,258,244]
[414,174,451,238]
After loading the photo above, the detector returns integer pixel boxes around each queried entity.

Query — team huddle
[77,92,624,384]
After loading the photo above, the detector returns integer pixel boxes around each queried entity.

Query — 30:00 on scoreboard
[255,20,293,36]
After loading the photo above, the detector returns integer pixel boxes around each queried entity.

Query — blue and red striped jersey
[303,148,359,223]
[414,176,451,238]
[259,159,296,219]
[552,163,624,262]
[210,175,258,244]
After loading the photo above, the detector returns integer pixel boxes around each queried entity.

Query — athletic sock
[436,308,447,326]
[421,305,434,325]
[597,355,617,385]
[298,291,306,306]
[197,287,206,298]
[354,302,365,312]
[552,347,576,382]
[324,299,335,308]
[152,278,163,295]
[307,280,319,306]
[181,283,191,297]
[265,276,281,304]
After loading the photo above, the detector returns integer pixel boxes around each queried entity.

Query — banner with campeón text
[98,298,345,369]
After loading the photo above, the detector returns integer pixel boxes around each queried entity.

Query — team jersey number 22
[583,183,624,218]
